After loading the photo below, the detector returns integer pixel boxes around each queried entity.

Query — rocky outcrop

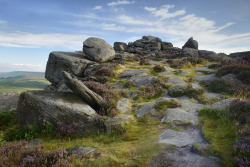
[45,51,95,86]
[83,37,115,62]
[182,37,198,49]
[181,47,199,57]
[114,42,128,52]
[17,90,100,134]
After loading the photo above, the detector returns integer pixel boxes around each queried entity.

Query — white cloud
[145,4,185,20]
[116,15,154,26]
[108,0,135,7]
[93,6,102,10]
[0,31,90,49]
[0,62,45,72]
[122,36,141,43]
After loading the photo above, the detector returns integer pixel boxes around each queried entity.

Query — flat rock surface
[119,69,147,79]
[179,99,205,115]
[159,129,203,147]
[131,76,157,88]
[195,74,216,83]
[166,76,186,85]
[161,109,198,125]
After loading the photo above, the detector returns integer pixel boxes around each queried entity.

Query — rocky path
[115,60,228,167]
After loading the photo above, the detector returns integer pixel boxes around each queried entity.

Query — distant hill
[0,71,49,93]
[0,71,44,78]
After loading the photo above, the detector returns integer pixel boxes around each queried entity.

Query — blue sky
[0,0,250,72]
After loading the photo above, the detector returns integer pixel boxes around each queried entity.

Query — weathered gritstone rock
[179,69,191,75]
[204,91,221,101]
[194,66,215,72]
[191,143,210,155]
[17,90,100,134]
[161,42,173,50]
[83,37,115,62]
[137,103,156,117]
[222,73,242,85]
[189,82,204,92]
[119,69,147,79]
[104,115,134,133]
[116,98,130,113]
[182,37,198,49]
[164,65,174,71]
[209,98,238,110]
[68,146,97,158]
[45,51,95,86]
[128,90,139,99]
[115,52,135,60]
[169,84,187,97]
[158,71,174,76]
[149,147,219,167]
[165,76,186,85]
[159,129,202,147]
[161,109,199,126]
[179,99,205,115]
[181,47,199,57]
[131,76,157,88]
[114,42,128,52]
[195,74,216,83]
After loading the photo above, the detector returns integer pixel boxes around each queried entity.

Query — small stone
[137,103,156,117]
[104,115,134,133]
[165,76,186,85]
[116,98,130,113]
[131,76,157,88]
[27,139,42,146]
[68,146,97,158]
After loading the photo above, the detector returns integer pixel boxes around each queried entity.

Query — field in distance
[0,71,49,93]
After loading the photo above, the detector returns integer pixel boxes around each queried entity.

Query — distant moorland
[0,71,49,93]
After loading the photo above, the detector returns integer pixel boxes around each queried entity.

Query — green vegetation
[199,109,236,166]
[0,109,162,167]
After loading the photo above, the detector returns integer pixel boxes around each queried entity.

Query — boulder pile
[16,35,222,134]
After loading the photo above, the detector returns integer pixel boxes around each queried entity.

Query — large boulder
[17,90,100,134]
[161,42,173,50]
[142,36,162,42]
[45,51,94,86]
[83,37,115,62]
[182,37,198,49]
[114,42,128,52]
[181,47,199,57]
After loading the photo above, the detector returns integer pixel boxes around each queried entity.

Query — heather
[199,99,250,167]
[0,141,71,167]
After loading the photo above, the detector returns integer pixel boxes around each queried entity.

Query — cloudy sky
[0,0,250,72]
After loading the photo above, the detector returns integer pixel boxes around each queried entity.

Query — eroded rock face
[17,90,100,134]
[181,47,199,57]
[83,37,115,62]
[45,51,94,86]
[114,42,128,52]
[182,37,198,49]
